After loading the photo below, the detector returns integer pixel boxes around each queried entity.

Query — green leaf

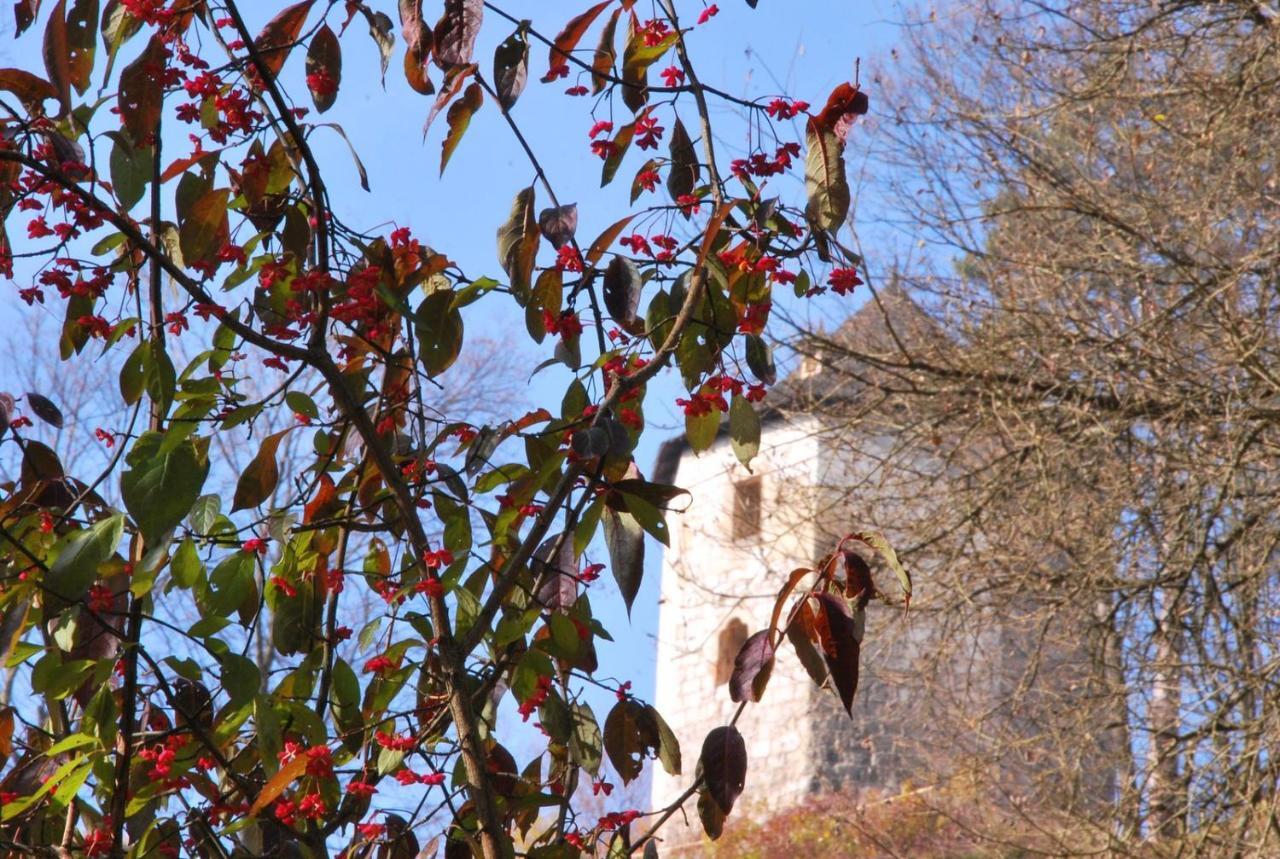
[415,289,465,378]
[745,334,776,385]
[729,394,760,467]
[232,429,288,511]
[46,513,124,606]
[109,132,150,212]
[568,701,602,775]
[601,118,635,187]
[496,185,538,293]
[284,390,319,420]
[121,430,210,545]
[685,406,719,453]
[649,704,681,776]
[189,494,221,533]
[219,652,261,707]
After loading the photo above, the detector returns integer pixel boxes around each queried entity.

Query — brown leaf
[305,23,341,113]
[14,0,40,36]
[432,0,482,70]
[253,0,315,83]
[544,0,612,82]
[728,629,774,703]
[667,117,699,202]
[440,82,482,174]
[178,187,230,264]
[422,61,475,137]
[601,117,636,187]
[586,214,634,266]
[496,185,538,291]
[0,708,13,763]
[603,255,642,331]
[0,68,57,107]
[303,473,339,524]
[533,532,578,613]
[361,7,395,84]
[248,753,309,816]
[41,0,70,114]
[118,34,166,142]
[26,392,64,428]
[231,429,287,511]
[493,23,528,110]
[65,0,96,95]
[603,698,659,784]
[591,8,622,94]
[400,0,434,94]
[537,203,577,249]
[699,725,747,815]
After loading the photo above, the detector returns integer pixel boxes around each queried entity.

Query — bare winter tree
[775,0,1280,854]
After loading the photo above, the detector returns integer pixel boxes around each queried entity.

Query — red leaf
[814,82,869,143]
[253,0,315,83]
[813,591,860,715]
[728,629,775,703]
[544,0,612,82]
[699,726,747,815]
[303,473,339,524]
[432,0,482,70]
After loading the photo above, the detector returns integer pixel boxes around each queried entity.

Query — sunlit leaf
[440,81,482,174]
[544,0,611,81]
[253,0,315,82]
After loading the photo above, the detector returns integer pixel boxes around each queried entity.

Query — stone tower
[646,291,1072,850]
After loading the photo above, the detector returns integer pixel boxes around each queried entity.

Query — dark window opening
[733,476,762,540]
